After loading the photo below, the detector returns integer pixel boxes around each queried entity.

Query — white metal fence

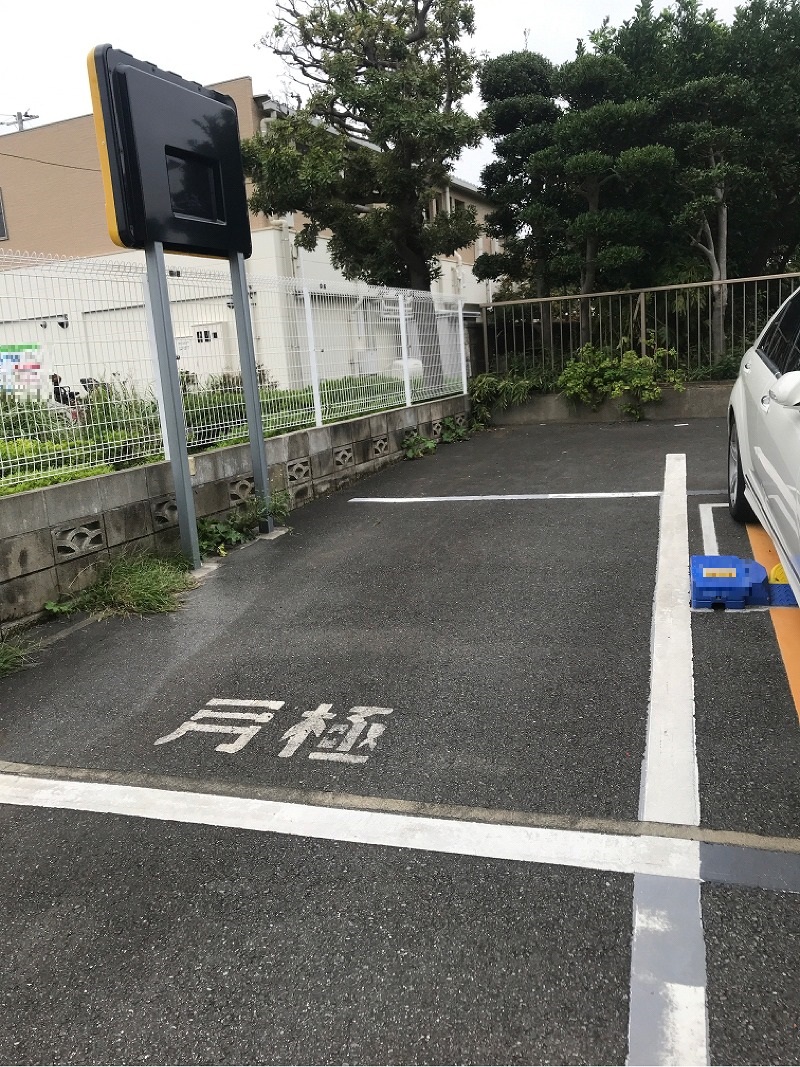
[482,274,800,379]
[0,251,467,488]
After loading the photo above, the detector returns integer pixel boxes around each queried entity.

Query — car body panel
[729,325,800,604]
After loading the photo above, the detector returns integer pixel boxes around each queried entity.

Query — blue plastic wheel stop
[690,555,769,609]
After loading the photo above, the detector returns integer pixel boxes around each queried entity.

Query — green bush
[468,370,556,425]
[557,344,686,419]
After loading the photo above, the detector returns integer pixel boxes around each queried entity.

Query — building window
[0,189,7,241]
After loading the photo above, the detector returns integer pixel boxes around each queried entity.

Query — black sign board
[88,45,252,258]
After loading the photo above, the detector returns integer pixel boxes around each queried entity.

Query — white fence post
[398,293,413,408]
[302,286,323,428]
[457,298,468,395]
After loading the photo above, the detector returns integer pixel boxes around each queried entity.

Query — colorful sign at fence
[0,345,43,397]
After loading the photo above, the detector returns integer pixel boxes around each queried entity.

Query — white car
[728,288,800,602]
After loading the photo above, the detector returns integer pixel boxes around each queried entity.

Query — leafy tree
[477,48,675,343]
[241,0,482,292]
[728,0,800,274]
[474,52,561,301]
[591,0,762,359]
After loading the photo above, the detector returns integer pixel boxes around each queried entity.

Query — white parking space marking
[640,455,699,826]
[699,502,728,556]
[350,492,662,503]
[0,771,702,880]
[629,454,708,1067]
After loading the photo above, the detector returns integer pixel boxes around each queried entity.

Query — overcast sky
[2,0,744,185]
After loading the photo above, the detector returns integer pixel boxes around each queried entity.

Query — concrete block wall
[0,395,469,626]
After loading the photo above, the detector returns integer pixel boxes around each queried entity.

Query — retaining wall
[0,395,469,626]
[490,382,734,426]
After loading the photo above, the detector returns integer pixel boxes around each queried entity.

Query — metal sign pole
[229,251,272,531]
[144,241,201,568]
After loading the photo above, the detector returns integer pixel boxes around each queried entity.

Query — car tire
[728,417,756,523]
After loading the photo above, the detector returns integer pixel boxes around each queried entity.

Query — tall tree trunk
[580,186,600,348]
[711,198,728,364]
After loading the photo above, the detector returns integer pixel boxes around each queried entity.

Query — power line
[0,149,100,173]
[0,110,38,132]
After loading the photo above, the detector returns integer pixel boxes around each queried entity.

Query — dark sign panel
[88,45,251,258]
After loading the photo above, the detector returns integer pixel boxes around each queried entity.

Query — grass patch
[0,465,114,497]
[0,635,38,678]
[46,554,198,619]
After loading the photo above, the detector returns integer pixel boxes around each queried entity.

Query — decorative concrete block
[103,501,154,548]
[0,528,55,582]
[51,516,106,561]
[229,477,255,507]
[371,435,390,458]
[287,458,311,485]
[56,550,110,596]
[0,490,47,538]
[333,445,355,469]
[1,568,60,623]
[151,497,179,529]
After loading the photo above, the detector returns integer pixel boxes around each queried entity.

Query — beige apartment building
[0,77,497,304]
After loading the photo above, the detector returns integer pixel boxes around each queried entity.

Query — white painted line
[0,773,702,881]
[349,492,662,503]
[640,454,700,826]
[629,454,707,1067]
[699,503,728,557]
[207,698,285,709]
[628,876,708,1066]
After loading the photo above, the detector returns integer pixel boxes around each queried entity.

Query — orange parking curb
[747,525,800,724]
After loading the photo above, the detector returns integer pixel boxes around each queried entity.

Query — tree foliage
[242,0,482,290]
[478,0,800,312]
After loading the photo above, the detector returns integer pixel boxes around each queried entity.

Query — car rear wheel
[728,417,756,523]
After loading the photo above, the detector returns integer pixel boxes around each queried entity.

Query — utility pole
[0,111,39,132]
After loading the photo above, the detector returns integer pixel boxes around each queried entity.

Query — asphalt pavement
[0,417,798,1065]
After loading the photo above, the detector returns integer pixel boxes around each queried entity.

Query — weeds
[197,492,291,557]
[0,635,38,678]
[403,432,437,459]
[45,554,197,618]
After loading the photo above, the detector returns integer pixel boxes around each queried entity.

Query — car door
[749,291,800,564]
